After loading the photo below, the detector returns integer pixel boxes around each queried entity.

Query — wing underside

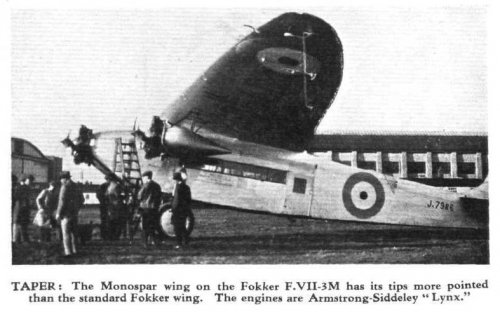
[162,12,343,151]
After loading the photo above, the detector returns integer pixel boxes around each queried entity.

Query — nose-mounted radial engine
[62,117,230,170]
[61,125,96,166]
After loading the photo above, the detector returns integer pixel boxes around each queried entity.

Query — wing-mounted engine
[63,118,229,177]
[132,116,230,161]
[131,116,165,159]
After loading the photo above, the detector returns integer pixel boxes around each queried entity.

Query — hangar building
[11,137,62,186]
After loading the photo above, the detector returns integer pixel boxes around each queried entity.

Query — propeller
[131,116,164,159]
[131,118,147,142]
[61,132,75,149]
[68,117,230,164]
[93,130,136,140]
[61,125,96,166]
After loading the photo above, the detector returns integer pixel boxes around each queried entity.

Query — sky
[9,5,488,181]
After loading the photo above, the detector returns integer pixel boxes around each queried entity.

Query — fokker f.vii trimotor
[63,12,488,230]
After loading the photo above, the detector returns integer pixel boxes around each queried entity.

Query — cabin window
[188,159,287,184]
[242,170,257,179]
[293,178,307,194]
[201,164,222,173]
[267,170,287,184]
[223,162,243,176]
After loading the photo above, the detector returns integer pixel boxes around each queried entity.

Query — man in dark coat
[12,175,34,243]
[171,172,192,249]
[56,171,84,257]
[106,179,125,240]
[137,170,162,247]
[11,174,18,210]
[96,175,111,240]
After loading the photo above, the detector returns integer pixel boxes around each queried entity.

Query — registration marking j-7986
[426,200,454,212]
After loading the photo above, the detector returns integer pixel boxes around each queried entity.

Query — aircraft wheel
[160,209,195,237]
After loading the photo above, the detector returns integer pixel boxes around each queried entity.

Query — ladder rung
[114,139,142,191]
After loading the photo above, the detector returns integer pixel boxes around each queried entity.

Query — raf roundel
[342,172,385,219]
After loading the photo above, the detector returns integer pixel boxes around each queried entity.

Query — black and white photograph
[7,3,491,266]
[4,0,500,310]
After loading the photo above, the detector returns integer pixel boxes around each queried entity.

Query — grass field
[12,204,489,264]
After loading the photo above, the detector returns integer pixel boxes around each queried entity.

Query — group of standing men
[97,169,193,249]
[12,171,84,258]
[137,170,192,249]
[12,167,193,257]
[12,174,35,243]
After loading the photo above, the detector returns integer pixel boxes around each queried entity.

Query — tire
[160,209,195,237]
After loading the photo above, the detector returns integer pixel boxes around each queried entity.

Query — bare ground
[12,205,489,265]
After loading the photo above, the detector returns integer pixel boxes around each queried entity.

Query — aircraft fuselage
[136,130,487,229]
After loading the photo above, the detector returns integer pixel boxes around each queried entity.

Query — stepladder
[112,138,143,242]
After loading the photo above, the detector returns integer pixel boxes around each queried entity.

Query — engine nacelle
[133,116,230,161]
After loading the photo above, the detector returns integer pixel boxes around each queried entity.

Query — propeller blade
[93,130,134,140]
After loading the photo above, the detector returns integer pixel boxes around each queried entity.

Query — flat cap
[59,171,71,179]
[173,172,183,181]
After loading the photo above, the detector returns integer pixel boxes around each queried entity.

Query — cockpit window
[293,177,307,194]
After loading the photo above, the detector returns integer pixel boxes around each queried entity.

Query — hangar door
[284,175,314,216]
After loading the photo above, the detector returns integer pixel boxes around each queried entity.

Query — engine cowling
[132,116,230,161]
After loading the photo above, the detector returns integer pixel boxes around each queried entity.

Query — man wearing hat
[96,174,112,240]
[171,171,192,249]
[137,170,162,247]
[12,174,35,243]
[106,177,126,240]
[56,171,84,257]
[35,180,59,242]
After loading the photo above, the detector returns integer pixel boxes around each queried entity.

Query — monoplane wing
[162,12,343,151]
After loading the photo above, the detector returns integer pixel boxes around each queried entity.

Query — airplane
[62,12,488,231]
